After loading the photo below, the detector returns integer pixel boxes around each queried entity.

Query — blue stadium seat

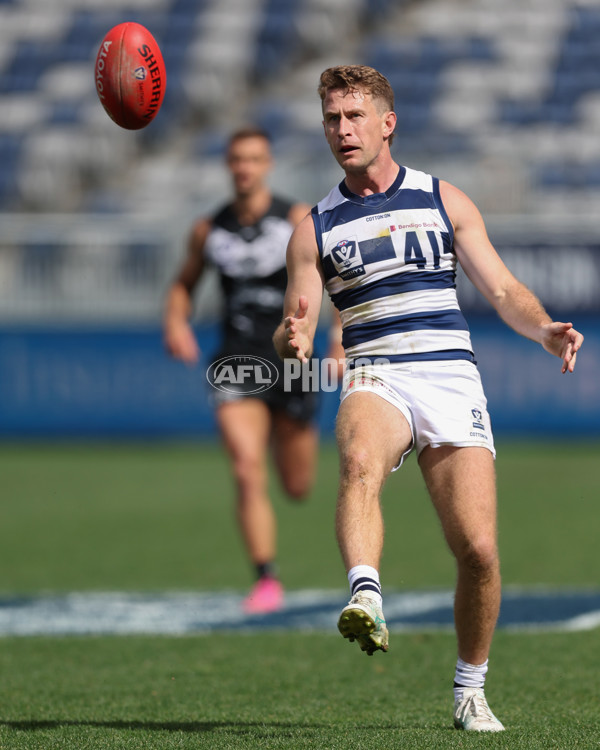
[364,0,404,18]
[0,134,22,209]
[365,35,496,138]
[252,0,303,82]
[62,11,118,62]
[500,6,600,127]
[47,100,82,126]
[536,161,600,190]
[0,40,61,93]
[62,10,169,63]
[158,0,206,123]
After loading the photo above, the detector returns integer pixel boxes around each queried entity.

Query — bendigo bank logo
[206,355,279,394]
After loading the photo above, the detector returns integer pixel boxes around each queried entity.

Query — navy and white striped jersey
[311,166,475,365]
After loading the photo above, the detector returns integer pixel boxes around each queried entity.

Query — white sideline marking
[0,589,598,637]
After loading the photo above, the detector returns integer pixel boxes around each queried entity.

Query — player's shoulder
[314,182,346,214]
[265,194,309,227]
[210,201,237,230]
[401,165,435,190]
[437,180,487,237]
[188,215,213,249]
[438,180,481,216]
[288,211,318,254]
[269,195,295,217]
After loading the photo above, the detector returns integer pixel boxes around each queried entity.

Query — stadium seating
[0,1,599,221]
[252,0,304,83]
[0,133,22,208]
[365,34,496,143]
[500,6,600,128]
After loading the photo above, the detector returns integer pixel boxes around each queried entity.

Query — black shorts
[206,351,319,424]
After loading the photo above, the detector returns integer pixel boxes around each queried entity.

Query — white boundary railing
[0,212,598,323]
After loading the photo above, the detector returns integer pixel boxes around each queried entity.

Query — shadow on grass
[0,720,322,733]
[1,719,438,734]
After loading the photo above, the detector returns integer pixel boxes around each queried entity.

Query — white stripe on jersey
[345,329,474,361]
[340,287,461,329]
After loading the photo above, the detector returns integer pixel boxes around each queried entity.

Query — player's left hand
[541,322,584,373]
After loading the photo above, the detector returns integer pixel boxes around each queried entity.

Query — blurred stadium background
[1,8,598,746]
[0,0,599,439]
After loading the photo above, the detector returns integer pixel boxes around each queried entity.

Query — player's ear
[382,111,396,140]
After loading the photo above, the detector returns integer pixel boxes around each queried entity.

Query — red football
[95,22,166,130]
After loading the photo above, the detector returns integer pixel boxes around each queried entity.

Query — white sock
[347,565,382,603]
[453,657,488,702]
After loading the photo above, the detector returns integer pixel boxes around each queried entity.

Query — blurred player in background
[164,127,343,614]
[274,65,583,730]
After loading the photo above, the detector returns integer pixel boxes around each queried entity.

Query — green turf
[0,440,598,593]
[1,631,598,749]
[0,441,598,749]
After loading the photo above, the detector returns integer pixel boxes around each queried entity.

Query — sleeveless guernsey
[204,196,293,357]
[311,166,475,366]
[203,195,318,421]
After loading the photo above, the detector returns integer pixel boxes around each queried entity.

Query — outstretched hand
[541,322,583,373]
[284,295,312,363]
[164,320,200,365]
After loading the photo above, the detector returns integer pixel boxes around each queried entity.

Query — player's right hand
[284,295,311,363]
[164,321,200,365]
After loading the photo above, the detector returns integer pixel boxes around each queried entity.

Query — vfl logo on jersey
[331,239,365,280]
[471,408,485,430]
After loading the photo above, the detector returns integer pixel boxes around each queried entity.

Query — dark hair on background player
[318,65,395,146]
[228,126,272,148]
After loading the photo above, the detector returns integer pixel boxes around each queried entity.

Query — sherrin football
[95,22,166,130]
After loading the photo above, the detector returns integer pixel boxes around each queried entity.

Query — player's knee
[231,454,266,492]
[458,536,499,580]
[281,471,314,501]
[339,447,385,488]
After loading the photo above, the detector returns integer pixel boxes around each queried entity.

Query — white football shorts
[340,359,495,469]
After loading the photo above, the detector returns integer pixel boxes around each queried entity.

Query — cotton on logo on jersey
[331,239,365,280]
[469,407,488,440]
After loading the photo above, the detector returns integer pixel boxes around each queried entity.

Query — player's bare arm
[325,306,346,378]
[163,218,211,364]
[287,202,311,227]
[273,215,325,363]
[441,181,583,373]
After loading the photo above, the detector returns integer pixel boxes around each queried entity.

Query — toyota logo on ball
[206,355,279,394]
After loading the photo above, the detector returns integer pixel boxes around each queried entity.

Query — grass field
[1,440,599,748]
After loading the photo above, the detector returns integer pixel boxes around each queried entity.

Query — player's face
[322,88,394,174]
[226,136,273,196]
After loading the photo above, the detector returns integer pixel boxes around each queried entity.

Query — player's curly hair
[318,65,395,145]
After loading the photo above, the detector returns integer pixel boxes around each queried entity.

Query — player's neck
[344,161,400,198]
[233,186,272,225]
